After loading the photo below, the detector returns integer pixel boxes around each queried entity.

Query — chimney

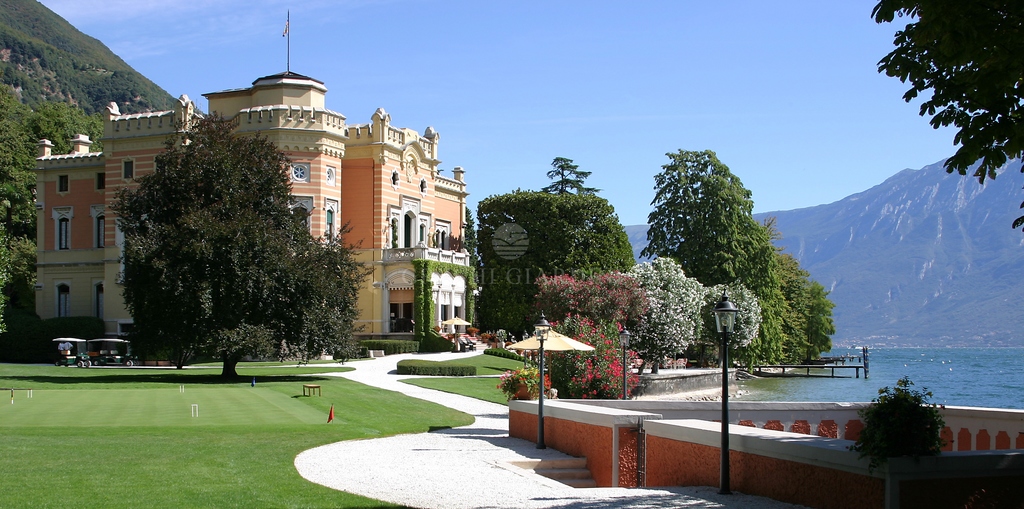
[452,166,465,183]
[70,134,92,154]
[38,139,53,158]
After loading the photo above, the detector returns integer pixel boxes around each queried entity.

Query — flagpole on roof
[283,10,291,72]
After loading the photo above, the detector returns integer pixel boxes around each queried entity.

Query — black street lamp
[713,291,739,495]
[534,312,551,449]
[619,328,632,400]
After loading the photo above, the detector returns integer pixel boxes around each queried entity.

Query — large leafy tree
[872,1,1024,230]
[541,157,599,195]
[477,190,633,333]
[643,149,787,364]
[628,258,705,373]
[114,115,365,376]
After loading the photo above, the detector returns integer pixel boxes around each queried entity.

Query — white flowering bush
[628,258,706,371]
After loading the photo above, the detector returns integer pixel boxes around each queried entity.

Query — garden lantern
[619,328,632,400]
[712,290,739,494]
[534,312,551,449]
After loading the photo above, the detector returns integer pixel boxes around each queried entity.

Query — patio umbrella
[509,330,595,352]
[440,317,472,326]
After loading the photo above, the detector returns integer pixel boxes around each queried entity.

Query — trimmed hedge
[396,359,476,376]
[484,348,530,363]
[0,310,106,363]
[358,340,419,356]
[418,329,455,353]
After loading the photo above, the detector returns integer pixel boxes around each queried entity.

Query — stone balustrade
[382,247,469,266]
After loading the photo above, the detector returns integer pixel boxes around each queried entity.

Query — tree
[113,115,366,376]
[0,224,10,333]
[626,258,705,373]
[643,149,787,364]
[541,157,599,195]
[872,1,1024,230]
[0,89,35,238]
[698,283,762,368]
[477,190,633,333]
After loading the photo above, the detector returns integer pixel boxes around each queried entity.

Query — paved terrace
[294,351,805,509]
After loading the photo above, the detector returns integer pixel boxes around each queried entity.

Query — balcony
[382,247,470,266]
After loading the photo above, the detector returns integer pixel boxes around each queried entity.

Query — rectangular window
[58,175,69,193]
[58,218,70,250]
[123,160,134,179]
[96,173,106,190]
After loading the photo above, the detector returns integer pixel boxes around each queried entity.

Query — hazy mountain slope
[627,159,1024,347]
[0,0,174,114]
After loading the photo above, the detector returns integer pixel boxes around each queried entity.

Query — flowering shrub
[535,273,647,325]
[548,316,639,399]
[497,366,550,400]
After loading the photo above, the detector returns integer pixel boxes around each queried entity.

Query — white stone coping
[509,399,662,427]
[643,418,882,478]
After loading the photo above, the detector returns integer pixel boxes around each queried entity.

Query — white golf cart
[85,338,137,367]
[53,338,90,367]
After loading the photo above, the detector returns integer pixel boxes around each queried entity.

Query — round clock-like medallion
[291,163,308,181]
[326,167,336,185]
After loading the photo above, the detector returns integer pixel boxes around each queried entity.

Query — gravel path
[294,351,805,509]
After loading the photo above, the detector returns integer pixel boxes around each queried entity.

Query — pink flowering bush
[548,315,639,399]
[535,274,647,325]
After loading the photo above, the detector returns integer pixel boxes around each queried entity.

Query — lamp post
[534,312,551,449]
[713,291,739,495]
[619,329,632,400]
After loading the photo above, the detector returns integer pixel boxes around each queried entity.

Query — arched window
[326,209,335,238]
[58,218,70,250]
[57,284,70,317]
[440,231,448,250]
[403,214,413,248]
[391,218,399,248]
[419,224,426,245]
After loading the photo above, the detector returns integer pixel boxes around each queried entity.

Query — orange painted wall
[340,158,377,248]
[509,410,638,487]
[645,436,885,509]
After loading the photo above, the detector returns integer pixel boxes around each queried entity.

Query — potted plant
[497,366,550,400]
[850,376,945,472]
[466,327,480,337]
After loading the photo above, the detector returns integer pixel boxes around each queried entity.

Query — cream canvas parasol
[508,330,595,352]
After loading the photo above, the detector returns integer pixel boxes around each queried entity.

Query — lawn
[398,353,525,405]
[0,363,473,508]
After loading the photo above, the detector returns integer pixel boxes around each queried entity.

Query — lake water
[737,347,1024,410]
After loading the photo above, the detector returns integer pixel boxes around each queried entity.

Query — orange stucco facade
[35,72,472,340]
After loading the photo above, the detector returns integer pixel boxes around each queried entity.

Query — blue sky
[41,0,957,226]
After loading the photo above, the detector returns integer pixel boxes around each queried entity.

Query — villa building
[33,71,473,341]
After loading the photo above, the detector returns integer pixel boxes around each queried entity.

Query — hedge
[418,329,455,353]
[0,310,106,363]
[484,348,530,364]
[358,340,419,356]
[395,359,476,376]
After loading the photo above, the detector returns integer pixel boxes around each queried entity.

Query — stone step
[534,467,593,480]
[511,457,596,488]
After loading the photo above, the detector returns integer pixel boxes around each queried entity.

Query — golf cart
[85,338,137,367]
[53,338,90,367]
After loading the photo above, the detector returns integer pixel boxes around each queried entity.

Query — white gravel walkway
[294,351,805,509]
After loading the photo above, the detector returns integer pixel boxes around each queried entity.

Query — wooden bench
[302,384,321,397]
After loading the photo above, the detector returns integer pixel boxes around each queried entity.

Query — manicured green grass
[430,353,526,375]
[401,377,510,405]
[0,363,473,508]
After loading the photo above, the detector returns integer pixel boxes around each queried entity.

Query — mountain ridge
[627,159,1024,347]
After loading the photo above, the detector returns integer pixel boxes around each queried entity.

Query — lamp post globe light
[619,329,632,400]
[712,291,739,495]
[534,312,551,449]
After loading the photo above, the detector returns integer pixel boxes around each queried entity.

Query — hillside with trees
[0,0,174,114]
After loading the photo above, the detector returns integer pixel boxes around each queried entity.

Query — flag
[251,377,256,387]
[327,404,335,423]
[282,14,289,37]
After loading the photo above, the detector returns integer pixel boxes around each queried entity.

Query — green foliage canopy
[476,190,633,333]
[643,149,787,364]
[872,0,1024,230]
[113,115,366,376]
[851,376,945,472]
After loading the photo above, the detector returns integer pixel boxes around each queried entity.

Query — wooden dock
[749,364,866,378]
